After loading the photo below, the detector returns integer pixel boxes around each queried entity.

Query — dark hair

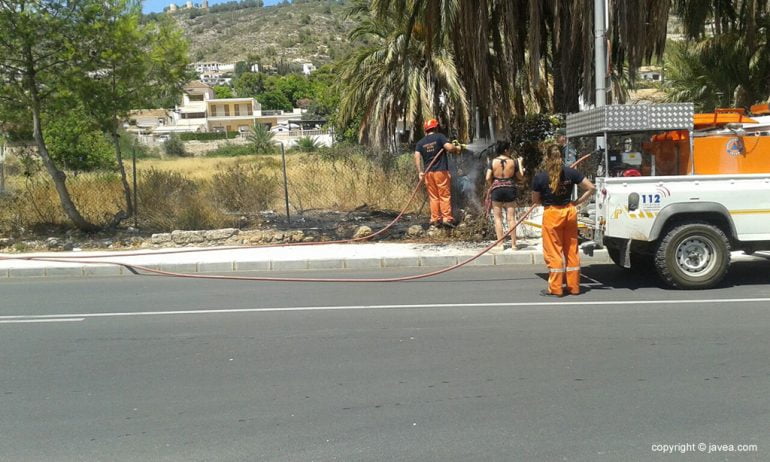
[494,140,512,156]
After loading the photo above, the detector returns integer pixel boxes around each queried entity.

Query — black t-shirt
[415,133,450,172]
[532,167,585,206]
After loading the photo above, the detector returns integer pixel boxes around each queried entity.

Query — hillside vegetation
[169,0,358,65]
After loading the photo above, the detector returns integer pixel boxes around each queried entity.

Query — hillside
[169,1,359,65]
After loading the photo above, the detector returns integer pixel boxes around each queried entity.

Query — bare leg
[491,203,505,249]
[505,203,516,248]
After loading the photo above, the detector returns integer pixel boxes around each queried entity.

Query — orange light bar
[694,112,758,129]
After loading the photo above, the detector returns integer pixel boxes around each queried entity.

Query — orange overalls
[424,171,453,224]
[542,204,580,295]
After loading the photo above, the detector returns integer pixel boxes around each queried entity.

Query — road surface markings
[1,298,769,321]
[0,318,84,324]
[580,274,604,286]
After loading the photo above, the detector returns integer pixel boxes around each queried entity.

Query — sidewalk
[0,239,612,279]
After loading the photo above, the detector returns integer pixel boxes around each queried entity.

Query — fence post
[280,142,290,224]
[132,146,138,228]
[0,139,5,194]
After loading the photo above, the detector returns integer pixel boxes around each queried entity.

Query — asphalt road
[2,260,770,461]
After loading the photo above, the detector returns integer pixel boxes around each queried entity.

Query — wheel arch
[649,202,737,242]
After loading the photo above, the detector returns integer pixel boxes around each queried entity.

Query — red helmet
[423,118,439,131]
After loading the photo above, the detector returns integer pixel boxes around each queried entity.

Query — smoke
[451,144,495,218]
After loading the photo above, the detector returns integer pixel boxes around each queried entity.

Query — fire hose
[0,151,591,282]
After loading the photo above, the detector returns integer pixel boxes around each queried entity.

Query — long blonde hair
[545,144,565,194]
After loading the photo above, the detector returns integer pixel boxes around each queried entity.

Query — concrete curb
[0,249,611,279]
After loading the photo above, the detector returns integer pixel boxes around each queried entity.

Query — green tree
[233,71,266,97]
[72,1,189,226]
[268,74,313,105]
[369,0,671,123]
[43,108,115,171]
[337,3,469,151]
[257,90,293,111]
[666,1,770,110]
[0,0,100,230]
[213,85,235,98]
[306,65,340,119]
[247,124,277,154]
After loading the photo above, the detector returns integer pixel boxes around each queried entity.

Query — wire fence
[0,148,441,235]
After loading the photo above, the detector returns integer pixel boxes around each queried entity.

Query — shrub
[163,133,188,157]
[206,142,255,157]
[247,124,277,155]
[137,168,225,231]
[294,136,321,153]
[209,160,280,215]
[179,131,240,141]
[120,132,158,160]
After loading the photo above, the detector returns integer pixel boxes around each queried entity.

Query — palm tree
[336,1,469,151]
[666,1,770,110]
[370,0,671,120]
[247,124,277,155]
[294,135,321,152]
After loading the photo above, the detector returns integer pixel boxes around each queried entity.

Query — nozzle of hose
[452,140,467,151]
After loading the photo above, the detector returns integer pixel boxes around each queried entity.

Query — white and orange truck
[567,103,770,289]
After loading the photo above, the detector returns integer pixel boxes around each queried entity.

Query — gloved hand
[452,140,467,151]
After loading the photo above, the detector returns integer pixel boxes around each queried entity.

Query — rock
[352,226,372,239]
[171,230,205,245]
[406,225,424,238]
[289,230,305,242]
[427,226,444,238]
[0,238,12,248]
[302,236,315,242]
[151,233,172,244]
[204,228,238,241]
[126,227,139,234]
[335,223,355,239]
[271,232,284,242]
[62,242,75,251]
[46,237,60,249]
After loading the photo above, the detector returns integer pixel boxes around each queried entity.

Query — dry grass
[282,155,417,213]
[1,151,421,234]
[136,156,257,180]
[136,153,419,214]
[0,172,125,233]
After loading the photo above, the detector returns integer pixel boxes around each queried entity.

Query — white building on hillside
[302,63,316,75]
[133,81,316,142]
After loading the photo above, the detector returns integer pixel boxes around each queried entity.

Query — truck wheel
[607,247,652,270]
[655,222,731,289]
[607,246,624,268]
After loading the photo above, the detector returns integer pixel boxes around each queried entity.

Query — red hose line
[0,150,593,282]
[0,149,450,261]
[0,205,538,283]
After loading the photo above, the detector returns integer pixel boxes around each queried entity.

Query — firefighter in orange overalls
[531,144,596,297]
[413,119,463,227]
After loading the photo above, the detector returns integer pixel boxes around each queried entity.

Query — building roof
[128,109,169,118]
[207,98,256,103]
[183,80,212,91]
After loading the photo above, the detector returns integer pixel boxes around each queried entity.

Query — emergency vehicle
[567,103,770,289]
